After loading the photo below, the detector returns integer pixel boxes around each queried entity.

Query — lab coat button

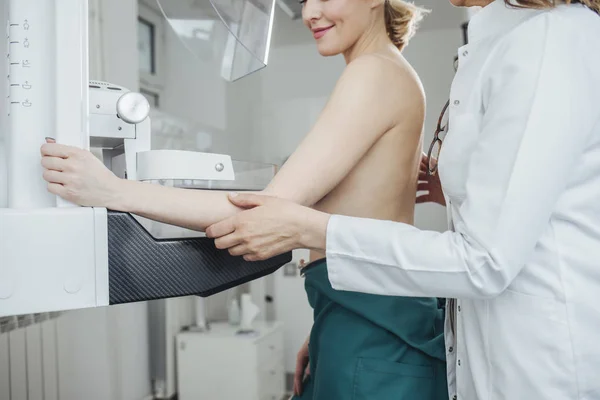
[453,396,457,400]
[462,50,469,57]
[449,346,454,353]
[453,100,460,106]
[458,359,461,366]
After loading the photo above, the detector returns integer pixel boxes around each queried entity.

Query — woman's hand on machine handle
[40,138,127,209]
[206,193,330,261]
[416,154,446,207]
[294,336,311,396]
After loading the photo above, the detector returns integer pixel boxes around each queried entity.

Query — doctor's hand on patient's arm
[40,138,126,208]
[416,154,446,207]
[205,193,330,261]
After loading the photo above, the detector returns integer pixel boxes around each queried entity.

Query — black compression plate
[107,211,290,305]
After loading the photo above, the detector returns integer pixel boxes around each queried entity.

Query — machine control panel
[7,10,37,114]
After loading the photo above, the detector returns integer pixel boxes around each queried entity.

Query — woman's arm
[115,182,249,232]
[40,140,246,231]
[41,55,413,231]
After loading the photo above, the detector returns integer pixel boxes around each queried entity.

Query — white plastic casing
[136,150,235,182]
[0,207,109,318]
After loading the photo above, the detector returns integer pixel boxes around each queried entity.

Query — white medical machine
[0,0,287,319]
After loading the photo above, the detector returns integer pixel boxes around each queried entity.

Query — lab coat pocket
[488,290,575,398]
[353,358,434,400]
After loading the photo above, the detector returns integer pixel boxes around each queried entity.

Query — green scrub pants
[292,259,447,400]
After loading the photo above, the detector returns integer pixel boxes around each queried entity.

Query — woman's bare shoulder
[344,52,425,112]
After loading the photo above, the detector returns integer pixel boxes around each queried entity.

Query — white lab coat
[324,2,600,399]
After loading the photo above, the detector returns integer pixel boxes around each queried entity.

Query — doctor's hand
[40,138,124,208]
[205,193,330,261]
[417,154,446,206]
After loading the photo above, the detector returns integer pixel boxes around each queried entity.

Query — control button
[116,91,150,124]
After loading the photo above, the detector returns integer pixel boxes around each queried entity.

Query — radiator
[0,313,62,400]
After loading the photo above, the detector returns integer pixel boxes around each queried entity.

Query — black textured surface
[108,212,291,305]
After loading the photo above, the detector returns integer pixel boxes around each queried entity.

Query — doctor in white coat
[206,0,600,399]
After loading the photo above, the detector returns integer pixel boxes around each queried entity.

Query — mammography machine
[0,0,288,319]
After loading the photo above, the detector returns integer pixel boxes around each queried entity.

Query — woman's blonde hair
[506,0,600,14]
[384,0,430,51]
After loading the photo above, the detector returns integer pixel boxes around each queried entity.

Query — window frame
[138,0,165,109]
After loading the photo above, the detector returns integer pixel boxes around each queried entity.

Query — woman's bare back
[311,52,425,261]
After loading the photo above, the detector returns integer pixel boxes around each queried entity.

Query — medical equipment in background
[176,321,285,400]
[0,0,289,320]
